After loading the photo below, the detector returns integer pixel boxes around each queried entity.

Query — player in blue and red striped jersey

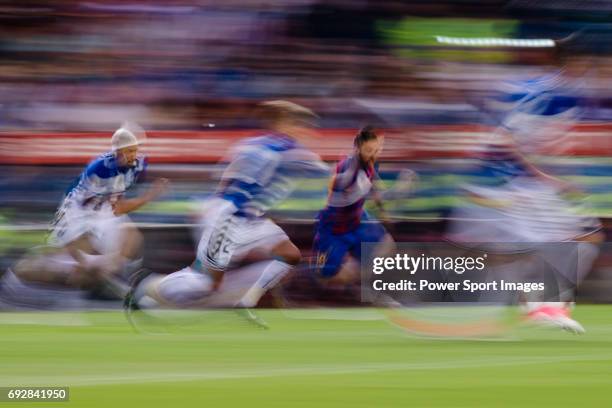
[312,126,394,285]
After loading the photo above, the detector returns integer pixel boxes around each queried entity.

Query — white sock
[237,260,291,308]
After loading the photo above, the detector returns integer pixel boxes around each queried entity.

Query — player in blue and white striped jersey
[131,101,329,322]
[448,37,602,333]
[13,125,168,291]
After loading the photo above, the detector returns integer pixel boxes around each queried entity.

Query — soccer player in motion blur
[312,126,396,294]
[448,32,603,333]
[126,101,329,328]
[10,124,168,296]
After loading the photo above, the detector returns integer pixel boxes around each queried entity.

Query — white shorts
[195,198,288,271]
[48,198,131,254]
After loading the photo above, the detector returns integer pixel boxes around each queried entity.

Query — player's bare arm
[113,178,170,216]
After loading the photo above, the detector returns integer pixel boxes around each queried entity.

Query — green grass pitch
[1,306,612,407]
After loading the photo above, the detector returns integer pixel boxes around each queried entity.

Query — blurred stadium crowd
[3,0,612,309]
[2,0,612,130]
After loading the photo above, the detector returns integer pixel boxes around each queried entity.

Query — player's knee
[12,258,34,281]
[272,241,301,265]
[283,249,301,266]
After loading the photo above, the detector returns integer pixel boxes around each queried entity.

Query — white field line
[2,354,612,387]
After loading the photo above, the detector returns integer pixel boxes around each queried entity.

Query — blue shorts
[312,213,387,278]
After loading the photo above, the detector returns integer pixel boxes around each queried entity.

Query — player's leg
[14,202,100,287]
[518,249,580,333]
[235,219,297,308]
[29,203,133,287]
[311,221,356,285]
[311,222,395,305]
[360,211,394,255]
[13,212,144,300]
[118,222,144,264]
[127,200,238,309]
[127,213,292,331]
[88,215,143,276]
[350,218,398,305]
[524,233,602,334]
[12,235,100,288]
[63,215,143,298]
[125,218,281,330]
[151,267,214,307]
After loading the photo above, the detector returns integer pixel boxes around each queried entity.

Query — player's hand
[397,169,417,189]
[146,178,170,200]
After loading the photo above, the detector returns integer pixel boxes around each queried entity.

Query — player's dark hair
[354,125,378,147]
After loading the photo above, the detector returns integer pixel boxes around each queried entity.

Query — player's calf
[233,240,301,308]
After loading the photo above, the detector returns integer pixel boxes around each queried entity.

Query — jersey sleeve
[331,156,359,191]
[495,75,581,153]
[221,142,280,186]
[280,147,330,178]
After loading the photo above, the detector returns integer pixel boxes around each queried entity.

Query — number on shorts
[206,216,236,269]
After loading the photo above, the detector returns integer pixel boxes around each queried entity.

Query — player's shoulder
[247,133,298,152]
[495,72,560,101]
[336,155,356,173]
[85,152,119,179]
[517,73,579,115]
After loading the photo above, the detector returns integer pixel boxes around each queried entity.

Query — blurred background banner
[5,124,612,164]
